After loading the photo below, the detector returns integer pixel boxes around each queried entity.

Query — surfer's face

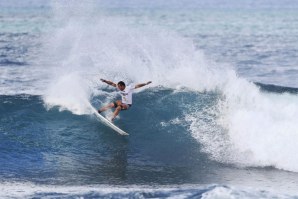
[117,84,125,91]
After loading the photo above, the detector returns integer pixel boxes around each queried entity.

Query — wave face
[0,92,213,185]
[2,90,298,189]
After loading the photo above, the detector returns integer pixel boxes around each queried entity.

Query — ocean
[1,0,298,198]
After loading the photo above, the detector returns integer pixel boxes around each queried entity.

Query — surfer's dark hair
[117,81,125,87]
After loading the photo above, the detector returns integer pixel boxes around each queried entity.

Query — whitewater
[1,0,298,198]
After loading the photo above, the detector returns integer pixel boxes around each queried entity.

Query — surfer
[98,79,152,121]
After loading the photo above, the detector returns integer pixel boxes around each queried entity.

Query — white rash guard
[119,85,134,105]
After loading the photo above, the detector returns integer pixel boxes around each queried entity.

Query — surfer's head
[117,81,126,91]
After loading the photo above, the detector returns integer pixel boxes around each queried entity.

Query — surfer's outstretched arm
[100,79,116,87]
[135,81,152,89]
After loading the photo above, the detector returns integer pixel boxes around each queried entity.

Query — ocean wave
[0,59,27,66]
[255,82,298,94]
[1,1,298,176]
[0,183,296,199]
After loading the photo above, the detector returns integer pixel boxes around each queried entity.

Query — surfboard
[92,108,129,136]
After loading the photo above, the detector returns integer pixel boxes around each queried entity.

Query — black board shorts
[113,102,132,110]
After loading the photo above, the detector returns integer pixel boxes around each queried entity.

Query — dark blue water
[1,0,298,198]
[0,91,212,184]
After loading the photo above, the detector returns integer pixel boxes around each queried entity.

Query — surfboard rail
[93,109,129,136]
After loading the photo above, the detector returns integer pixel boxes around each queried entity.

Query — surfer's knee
[113,101,121,108]
[110,102,116,108]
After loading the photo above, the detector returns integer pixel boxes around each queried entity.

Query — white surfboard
[92,108,129,136]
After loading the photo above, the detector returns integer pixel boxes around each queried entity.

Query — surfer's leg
[110,103,129,121]
[98,102,115,113]
[111,105,122,121]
